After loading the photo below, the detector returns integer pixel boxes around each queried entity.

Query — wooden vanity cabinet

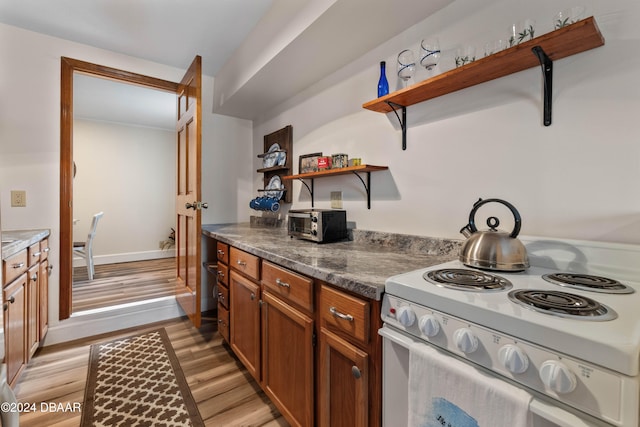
[318,284,382,427]
[261,261,314,427]
[3,272,26,387]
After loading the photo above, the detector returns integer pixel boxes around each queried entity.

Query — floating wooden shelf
[362,17,605,149]
[283,165,389,209]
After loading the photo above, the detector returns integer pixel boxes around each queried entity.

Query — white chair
[73,212,104,281]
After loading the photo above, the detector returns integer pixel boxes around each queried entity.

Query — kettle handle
[466,198,522,238]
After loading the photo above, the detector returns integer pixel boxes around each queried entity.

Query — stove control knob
[418,315,440,337]
[396,306,416,327]
[453,328,478,354]
[540,361,577,394]
[498,344,529,374]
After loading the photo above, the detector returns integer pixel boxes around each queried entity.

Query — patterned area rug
[81,328,204,426]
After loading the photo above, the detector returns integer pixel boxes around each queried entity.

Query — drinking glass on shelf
[397,49,416,88]
[455,46,476,67]
[419,38,441,71]
[507,19,536,47]
[484,39,505,57]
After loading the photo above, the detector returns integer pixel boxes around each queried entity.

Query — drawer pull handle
[217,271,225,278]
[8,296,15,304]
[351,366,361,379]
[217,249,225,256]
[31,274,37,282]
[237,260,247,266]
[275,278,290,288]
[329,306,354,322]
[12,262,24,269]
[47,265,54,275]
[250,293,256,301]
[43,247,50,253]
[32,251,42,258]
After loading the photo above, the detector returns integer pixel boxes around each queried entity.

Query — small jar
[332,153,348,168]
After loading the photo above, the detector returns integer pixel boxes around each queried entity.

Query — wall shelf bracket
[297,178,315,207]
[385,101,407,150]
[531,46,553,126]
[352,171,373,209]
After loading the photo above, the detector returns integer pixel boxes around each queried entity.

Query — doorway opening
[60,57,180,320]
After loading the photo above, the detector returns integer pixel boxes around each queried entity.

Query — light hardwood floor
[72,258,176,312]
[14,315,288,426]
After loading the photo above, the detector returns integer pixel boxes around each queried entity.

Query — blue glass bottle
[377,61,389,97]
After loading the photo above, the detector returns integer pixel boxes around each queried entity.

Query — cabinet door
[262,291,314,427]
[230,271,261,381]
[39,259,49,339]
[27,265,39,358]
[4,273,27,387]
[319,328,368,427]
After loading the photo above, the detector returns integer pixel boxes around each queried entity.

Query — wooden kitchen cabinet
[4,272,26,387]
[215,242,229,343]
[3,235,51,388]
[230,270,262,381]
[318,284,382,427]
[26,264,39,358]
[319,328,369,427]
[261,261,315,427]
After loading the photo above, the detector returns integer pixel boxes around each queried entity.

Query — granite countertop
[2,229,51,260]
[202,223,461,300]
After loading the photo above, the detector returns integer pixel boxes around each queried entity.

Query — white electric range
[380,237,640,427]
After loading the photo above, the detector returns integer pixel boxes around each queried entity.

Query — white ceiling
[0,0,274,128]
[0,0,273,77]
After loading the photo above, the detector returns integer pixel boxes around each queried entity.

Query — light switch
[11,190,26,207]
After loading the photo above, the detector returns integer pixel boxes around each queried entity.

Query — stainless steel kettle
[459,198,529,271]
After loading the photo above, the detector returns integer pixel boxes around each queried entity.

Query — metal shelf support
[352,171,373,209]
[385,101,407,150]
[532,46,553,126]
[297,178,315,208]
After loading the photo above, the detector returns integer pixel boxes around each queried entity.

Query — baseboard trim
[73,249,175,268]
[43,296,184,346]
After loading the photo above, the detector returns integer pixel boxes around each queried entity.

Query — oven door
[288,212,316,241]
[378,325,610,427]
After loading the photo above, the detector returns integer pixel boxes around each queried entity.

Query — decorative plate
[263,143,280,168]
[265,175,284,200]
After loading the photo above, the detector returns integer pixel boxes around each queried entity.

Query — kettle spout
[459,224,473,238]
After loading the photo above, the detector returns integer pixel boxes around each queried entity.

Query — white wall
[0,23,252,337]
[73,119,176,263]
[253,0,640,245]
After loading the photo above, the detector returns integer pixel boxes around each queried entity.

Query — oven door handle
[378,325,415,348]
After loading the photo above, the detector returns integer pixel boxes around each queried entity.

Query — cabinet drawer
[230,247,260,281]
[40,238,50,261]
[217,282,229,310]
[262,261,313,313]
[28,242,41,267]
[320,285,370,345]
[218,304,230,343]
[3,249,28,285]
[217,263,229,287]
[216,242,229,264]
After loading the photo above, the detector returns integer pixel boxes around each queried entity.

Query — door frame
[59,57,179,320]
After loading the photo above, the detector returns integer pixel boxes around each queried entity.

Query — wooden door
[27,265,39,358]
[262,291,314,427]
[319,328,369,427]
[175,56,203,328]
[230,271,261,381]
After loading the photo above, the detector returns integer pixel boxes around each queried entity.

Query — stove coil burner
[508,289,617,321]
[424,269,512,292]
[542,273,634,294]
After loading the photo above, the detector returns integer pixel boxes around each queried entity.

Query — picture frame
[299,152,322,173]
